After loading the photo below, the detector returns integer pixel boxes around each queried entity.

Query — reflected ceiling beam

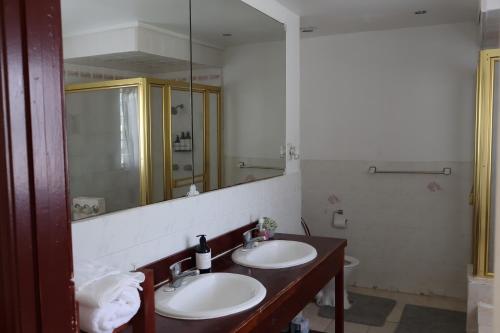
[63,22,223,69]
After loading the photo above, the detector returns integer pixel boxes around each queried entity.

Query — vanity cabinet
[141,225,347,333]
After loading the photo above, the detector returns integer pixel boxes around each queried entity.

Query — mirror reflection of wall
[61,0,286,222]
[191,0,286,189]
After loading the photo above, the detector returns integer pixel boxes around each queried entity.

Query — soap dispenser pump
[195,235,211,274]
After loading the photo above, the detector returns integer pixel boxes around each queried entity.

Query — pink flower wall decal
[427,181,443,192]
[328,194,341,205]
[245,174,256,182]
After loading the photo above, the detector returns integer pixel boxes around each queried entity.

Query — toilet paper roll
[332,211,348,229]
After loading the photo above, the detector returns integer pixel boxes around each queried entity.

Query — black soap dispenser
[195,235,211,274]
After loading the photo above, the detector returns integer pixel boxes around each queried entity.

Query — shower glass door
[488,57,499,273]
[65,84,142,220]
[171,88,194,199]
[192,90,205,193]
[474,49,500,277]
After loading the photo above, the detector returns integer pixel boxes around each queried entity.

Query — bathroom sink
[155,273,266,320]
[232,240,317,269]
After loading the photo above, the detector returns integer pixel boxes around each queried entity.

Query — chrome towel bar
[368,166,452,176]
[238,161,284,171]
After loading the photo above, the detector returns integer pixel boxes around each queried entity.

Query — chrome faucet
[169,257,200,289]
[242,226,268,249]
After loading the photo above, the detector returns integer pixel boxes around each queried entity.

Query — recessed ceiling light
[414,10,427,15]
[300,26,317,33]
[222,33,232,37]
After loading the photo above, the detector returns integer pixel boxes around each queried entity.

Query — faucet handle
[243,228,257,242]
[169,257,193,276]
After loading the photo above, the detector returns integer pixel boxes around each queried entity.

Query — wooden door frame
[0,0,76,332]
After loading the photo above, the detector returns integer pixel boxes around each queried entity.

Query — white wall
[302,22,477,162]
[301,22,479,298]
[73,173,301,270]
[71,0,302,270]
[482,0,500,11]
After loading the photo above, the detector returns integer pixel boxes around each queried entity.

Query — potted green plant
[261,217,277,239]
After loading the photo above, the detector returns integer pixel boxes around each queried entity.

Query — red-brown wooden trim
[25,0,76,331]
[132,269,155,333]
[335,257,345,332]
[0,1,39,331]
[0,0,76,331]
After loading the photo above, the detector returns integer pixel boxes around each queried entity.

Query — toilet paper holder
[332,210,349,228]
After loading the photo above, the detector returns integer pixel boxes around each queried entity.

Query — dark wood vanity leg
[132,269,155,333]
[334,254,344,333]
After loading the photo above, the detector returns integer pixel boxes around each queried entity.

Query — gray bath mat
[318,292,396,327]
[395,304,466,333]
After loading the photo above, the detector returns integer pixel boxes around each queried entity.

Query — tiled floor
[303,286,467,333]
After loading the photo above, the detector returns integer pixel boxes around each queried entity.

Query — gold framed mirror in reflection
[62,0,285,222]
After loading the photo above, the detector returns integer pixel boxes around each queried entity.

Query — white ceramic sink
[232,240,317,269]
[155,273,266,320]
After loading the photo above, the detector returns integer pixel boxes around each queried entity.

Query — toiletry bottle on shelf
[195,235,211,274]
[174,135,180,151]
[181,132,186,151]
[186,131,192,150]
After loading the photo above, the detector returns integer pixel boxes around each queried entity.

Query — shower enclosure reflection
[66,85,142,219]
[65,79,223,219]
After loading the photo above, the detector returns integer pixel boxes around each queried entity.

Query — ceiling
[61,0,284,48]
[481,8,500,48]
[275,0,478,37]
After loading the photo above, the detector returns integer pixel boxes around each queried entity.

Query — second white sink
[232,240,317,269]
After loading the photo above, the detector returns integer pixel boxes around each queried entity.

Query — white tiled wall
[302,160,473,299]
[72,173,302,271]
[466,268,494,333]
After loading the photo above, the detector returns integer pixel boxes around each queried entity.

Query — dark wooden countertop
[154,233,347,333]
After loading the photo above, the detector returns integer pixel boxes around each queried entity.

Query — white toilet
[300,218,360,310]
[315,255,360,310]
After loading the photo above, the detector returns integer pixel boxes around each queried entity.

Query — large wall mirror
[61,0,286,221]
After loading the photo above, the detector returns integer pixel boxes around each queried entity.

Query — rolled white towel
[79,286,141,333]
[76,272,145,308]
[74,261,121,292]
